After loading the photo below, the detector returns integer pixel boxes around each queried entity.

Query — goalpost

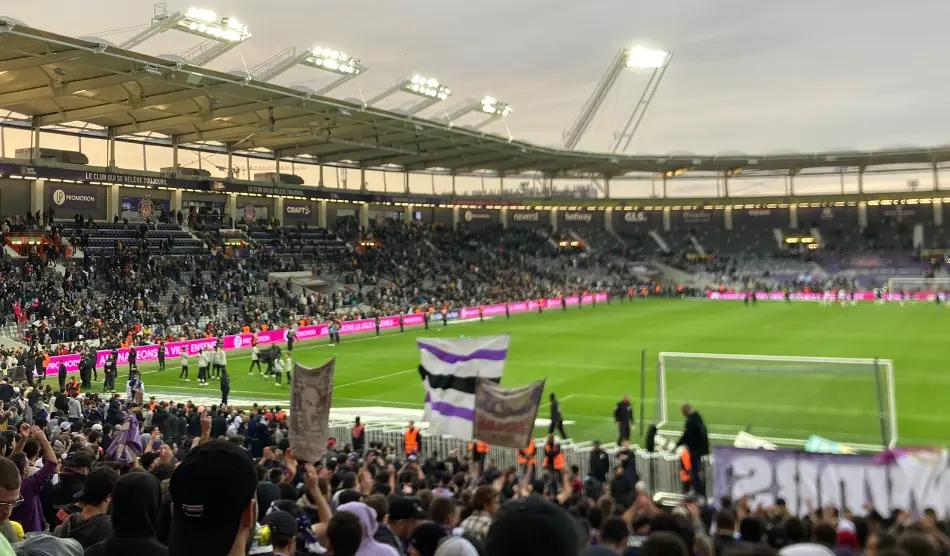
[886,277,950,293]
[656,352,898,451]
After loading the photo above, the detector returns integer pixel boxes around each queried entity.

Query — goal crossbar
[656,352,898,450]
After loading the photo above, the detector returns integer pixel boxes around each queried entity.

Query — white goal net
[656,352,898,451]
[885,277,950,293]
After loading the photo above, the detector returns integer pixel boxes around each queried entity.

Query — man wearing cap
[263,510,298,556]
[53,467,117,549]
[44,448,94,527]
[169,439,259,556]
[378,497,424,555]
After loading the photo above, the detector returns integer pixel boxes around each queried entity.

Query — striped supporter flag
[417,335,510,440]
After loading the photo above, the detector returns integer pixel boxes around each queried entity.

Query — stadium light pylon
[366,74,451,114]
[252,45,366,94]
[442,95,513,130]
[120,5,252,66]
[561,43,672,153]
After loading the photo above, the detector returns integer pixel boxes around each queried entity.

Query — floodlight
[176,7,251,43]
[305,46,364,75]
[480,96,513,117]
[404,74,451,100]
[625,45,668,69]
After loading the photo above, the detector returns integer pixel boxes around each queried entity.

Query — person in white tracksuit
[197,348,210,385]
[249,344,261,374]
[214,346,227,379]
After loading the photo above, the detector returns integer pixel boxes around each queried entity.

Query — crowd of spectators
[2,218,650,355]
[0,380,939,555]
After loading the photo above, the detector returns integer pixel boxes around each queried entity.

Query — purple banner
[714,446,950,518]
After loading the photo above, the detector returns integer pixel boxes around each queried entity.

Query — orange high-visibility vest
[517,442,536,466]
[468,441,489,454]
[544,442,565,471]
[404,428,420,454]
[680,450,692,484]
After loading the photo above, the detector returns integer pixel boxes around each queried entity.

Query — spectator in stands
[713,509,738,556]
[408,522,447,556]
[83,471,165,556]
[484,496,579,556]
[336,501,399,556]
[460,485,499,543]
[584,517,630,556]
[326,510,365,556]
[53,467,117,548]
[11,425,57,533]
[168,440,258,556]
[0,457,22,545]
[262,509,299,556]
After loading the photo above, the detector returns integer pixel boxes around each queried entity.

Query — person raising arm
[11,425,58,533]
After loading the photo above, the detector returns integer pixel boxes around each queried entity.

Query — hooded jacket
[53,511,112,549]
[85,472,168,556]
[336,502,400,556]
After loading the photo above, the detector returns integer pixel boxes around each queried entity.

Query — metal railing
[326,424,712,497]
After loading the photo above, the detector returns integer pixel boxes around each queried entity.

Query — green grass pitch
[134,299,949,447]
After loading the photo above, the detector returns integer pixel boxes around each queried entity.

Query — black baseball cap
[169,440,258,556]
[263,510,298,541]
[388,497,425,521]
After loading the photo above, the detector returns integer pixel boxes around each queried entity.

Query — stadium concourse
[0,12,948,556]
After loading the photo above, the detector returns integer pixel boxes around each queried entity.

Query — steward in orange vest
[404,421,421,456]
[468,440,489,473]
[517,441,536,467]
[679,449,692,494]
[543,435,565,472]
[518,440,537,479]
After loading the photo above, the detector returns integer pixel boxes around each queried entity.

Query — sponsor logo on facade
[683,211,712,223]
[52,189,95,205]
[623,211,648,223]
[286,204,312,215]
[464,210,491,222]
[563,212,593,222]
[512,212,540,222]
[747,209,771,217]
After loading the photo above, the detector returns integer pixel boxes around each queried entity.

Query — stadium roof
[2,20,950,178]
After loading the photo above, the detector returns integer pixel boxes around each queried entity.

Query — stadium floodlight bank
[655,352,897,451]
[885,277,950,292]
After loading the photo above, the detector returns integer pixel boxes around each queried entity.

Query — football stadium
[0,2,947,554]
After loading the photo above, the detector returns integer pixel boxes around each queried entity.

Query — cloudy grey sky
[6,0,950,156]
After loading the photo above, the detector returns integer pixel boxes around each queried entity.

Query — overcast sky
[7,0,950,156]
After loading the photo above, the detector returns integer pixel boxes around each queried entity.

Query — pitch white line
[334,368,417,389]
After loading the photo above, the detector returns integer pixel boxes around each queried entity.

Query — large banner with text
[713,446,949,518]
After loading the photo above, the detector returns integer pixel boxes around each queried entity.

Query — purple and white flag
[417,336,510,439]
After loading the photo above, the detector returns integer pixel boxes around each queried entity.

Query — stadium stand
[0,14,947,556]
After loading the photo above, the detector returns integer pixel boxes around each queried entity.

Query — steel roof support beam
[34,88,213,126]
[0,48,86,72]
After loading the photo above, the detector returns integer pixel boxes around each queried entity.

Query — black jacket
[589,448,610,482]
[53,512,113,549]
[614,401,633,426]
[677,411,710,456]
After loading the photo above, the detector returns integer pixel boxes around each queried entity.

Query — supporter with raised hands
[10,424,56,533]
